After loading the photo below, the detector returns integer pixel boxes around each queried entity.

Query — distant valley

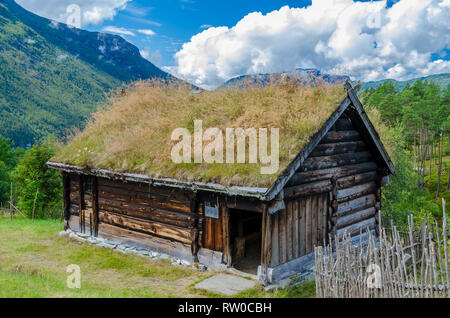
[0,0,171,147]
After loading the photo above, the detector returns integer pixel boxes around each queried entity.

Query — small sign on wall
[205,202,219,219]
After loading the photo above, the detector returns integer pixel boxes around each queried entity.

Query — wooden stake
[32,188,39,222]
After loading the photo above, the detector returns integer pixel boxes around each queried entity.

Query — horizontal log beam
[98,178,191,201]
[99,211,193,244]
[287,162,377,186]
[98,197,195,228]
[302,152,372,171]
[335,194,376,217]
[333,207,377,229]
[320,130,361,144]
[337,182,376,203]
[337,171,378,189]
[335,118,354,131]
[310,141,366,157]
[285,172,378,199]
[98,185,191,214]
[331,217,376,238]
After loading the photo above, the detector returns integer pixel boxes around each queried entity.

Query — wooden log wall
[267,113,382,268]
[66,174,201,248]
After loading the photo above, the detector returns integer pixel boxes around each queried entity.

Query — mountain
[359,73,450,91]
[0,0,171,147]
[221,68,351,89]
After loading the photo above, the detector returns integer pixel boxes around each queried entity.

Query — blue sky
[82,0,401,66]
[84,1,319,66]
[16,0,450,89]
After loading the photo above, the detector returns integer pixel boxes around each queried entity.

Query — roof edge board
[264,96,353,201]
[46,162,268,199]
[346,86,396,175]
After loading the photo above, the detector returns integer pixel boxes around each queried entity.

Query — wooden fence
[315,203,449,298]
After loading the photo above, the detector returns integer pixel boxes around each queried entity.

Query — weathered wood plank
[310,141,366,157]
[214,208,224,252]
[335,194,376,217]
[279,208,287,264]
[337,171,377,189]
[320,130,361,144]
[332,217,376,238]
[204,215,215,250]
[222,206,231,266]
[317,195,323,247]
[98,211,193,244]
[271,213,280,267]
[293,201,299,259]
[305,197,312,254]
[97,221,194,262]
[92,177,99,236]
[98,185,191,213]
[285,171,377,199]
[337,182,376,203]
[302,151,372,171]
[286,203,293,261]
[98,178,191,201]
[263,207,272,270]
[98,198,195,228]
[288,162,377,186]
[63,173,71,222]
[335,118,354,131]
[300,198,306,256]
[333,207,377,230]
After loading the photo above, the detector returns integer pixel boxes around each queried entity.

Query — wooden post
[92,177,99,236]
[78,175,84,233]
[222,205,231,267]
[32,188,39,222]
[62,173,71,230]
[9,182,13,221]
[260,204,271,284]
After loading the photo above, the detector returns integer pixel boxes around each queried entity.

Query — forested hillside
[0,0,171,147]
[361,81,450,225]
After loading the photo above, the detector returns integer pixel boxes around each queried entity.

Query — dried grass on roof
[53,79,348,187]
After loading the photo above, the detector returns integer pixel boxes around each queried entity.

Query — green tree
[13,138,62,218]
[0,136,21,203]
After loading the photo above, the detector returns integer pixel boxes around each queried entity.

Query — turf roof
[52,80,348,188]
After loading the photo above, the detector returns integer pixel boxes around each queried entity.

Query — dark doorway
[229,209,262,275]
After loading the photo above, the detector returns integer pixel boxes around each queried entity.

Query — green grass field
[0,217,315,298]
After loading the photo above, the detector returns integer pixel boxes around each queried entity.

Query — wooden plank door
[204,205,224,252]
[298,193,328,256]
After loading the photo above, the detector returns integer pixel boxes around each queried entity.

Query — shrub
[13,138,62,219]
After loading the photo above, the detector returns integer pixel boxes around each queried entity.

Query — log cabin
[47,81,395,284]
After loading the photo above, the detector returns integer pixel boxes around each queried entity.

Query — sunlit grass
[53,80,347,187]
[0,217,316,298]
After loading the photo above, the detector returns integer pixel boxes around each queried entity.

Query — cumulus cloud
[173,0,450,89]
[16,0,130,27]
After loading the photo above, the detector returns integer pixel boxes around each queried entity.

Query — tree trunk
[435,133,443,200]
[447,136,450,191]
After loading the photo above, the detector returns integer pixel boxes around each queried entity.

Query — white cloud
[138,29,156,36]
[16,0,130,27]
[173,0,450,89]
[141,48,162,65]
[102,26,135,36]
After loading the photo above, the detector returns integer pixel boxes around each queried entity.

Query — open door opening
[229,208,262,275]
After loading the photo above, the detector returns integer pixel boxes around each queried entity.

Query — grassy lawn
[0,217,315,298]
